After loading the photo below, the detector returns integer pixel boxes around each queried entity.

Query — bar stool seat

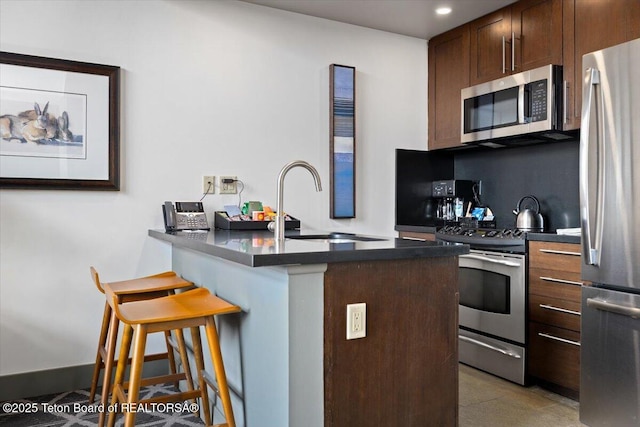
[89,267,195,426]
[106,286,240,427]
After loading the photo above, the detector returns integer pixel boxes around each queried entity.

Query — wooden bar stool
[89,267,195,426]
[106,286,240,427]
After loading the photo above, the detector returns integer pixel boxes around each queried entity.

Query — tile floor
[460,363,585,427]
[2,364,585,426]
[0,384,206,427]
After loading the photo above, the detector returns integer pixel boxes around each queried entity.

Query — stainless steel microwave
[461,65,564,144]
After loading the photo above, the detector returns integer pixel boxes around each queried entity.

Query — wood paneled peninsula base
[149,229,466,427]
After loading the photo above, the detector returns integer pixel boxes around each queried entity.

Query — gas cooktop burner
[438,225,526,238]
[435,226,527,252]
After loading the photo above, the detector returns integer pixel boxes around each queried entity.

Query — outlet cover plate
[220,176,237,194]
[346,303,366,340]
[203,176,215,194]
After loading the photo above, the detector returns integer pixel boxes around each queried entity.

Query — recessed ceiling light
[436,7,452,15]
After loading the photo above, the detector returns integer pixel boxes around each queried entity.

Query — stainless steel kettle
[513,195,544,231]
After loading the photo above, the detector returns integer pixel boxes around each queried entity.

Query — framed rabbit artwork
[0,51,120,190]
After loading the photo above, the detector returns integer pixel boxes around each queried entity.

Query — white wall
[0,0,427,376]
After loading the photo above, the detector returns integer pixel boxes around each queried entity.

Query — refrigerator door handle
[587,298,640,319]
[580,67,605,266]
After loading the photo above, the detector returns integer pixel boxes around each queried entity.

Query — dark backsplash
[454,140,580,230]
[396,149,453,226]
[396,140,580,231]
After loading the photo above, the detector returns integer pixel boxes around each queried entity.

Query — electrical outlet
[220,176,237,194]
[346,303,366,340]
[202,176,215,194]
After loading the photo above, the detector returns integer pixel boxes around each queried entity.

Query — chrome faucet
[271,160,322,241]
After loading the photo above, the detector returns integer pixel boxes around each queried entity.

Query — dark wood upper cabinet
[427,0,640,150]
[512,0,563,72]
[428,25,470,150]
[469,0,562,86]
[469,8,512,85]
[562,0,640,130]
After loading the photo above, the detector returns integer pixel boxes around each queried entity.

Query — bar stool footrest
[97,348,170,368]
[123,372,187,389]
[139,390,202,405]
[114,385,202,406]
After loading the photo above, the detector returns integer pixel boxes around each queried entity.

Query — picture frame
[0,51,120,190]
[329,64,356,218]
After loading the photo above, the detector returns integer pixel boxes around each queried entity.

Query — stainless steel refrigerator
[580,38,640,427]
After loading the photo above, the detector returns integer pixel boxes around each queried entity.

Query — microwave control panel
[529,79,548,122]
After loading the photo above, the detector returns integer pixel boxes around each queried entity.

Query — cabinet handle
[563,80,568,125]
[511,32,516,71]
[540,276,584,286]
[539,303,581,316]
[539,249,581,256]
[538,333,580,346]
[502,36,506,74]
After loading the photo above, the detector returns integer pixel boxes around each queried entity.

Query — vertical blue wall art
[330,64,355,218]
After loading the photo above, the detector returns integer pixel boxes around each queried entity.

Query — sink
[287,232,386,244]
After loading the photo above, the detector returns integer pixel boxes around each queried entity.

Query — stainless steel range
[436,226,527,384]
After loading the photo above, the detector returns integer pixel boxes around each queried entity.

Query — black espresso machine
[428,179,476,224]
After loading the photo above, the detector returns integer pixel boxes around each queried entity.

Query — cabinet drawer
[528,322,580,392]
[529,294,581,331]
[529,241,581,273]
[529,267,583,301]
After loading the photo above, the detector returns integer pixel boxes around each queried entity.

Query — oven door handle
[460,254,521,267]
[459,335,522,359]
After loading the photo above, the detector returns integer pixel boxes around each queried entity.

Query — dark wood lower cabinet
[528,322,580,399]
[323,257,459,427]
[528,241,582,400]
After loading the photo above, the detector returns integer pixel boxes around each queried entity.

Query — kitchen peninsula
[149,228,467,427]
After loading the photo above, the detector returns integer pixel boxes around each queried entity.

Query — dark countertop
[527,232,581,244]
[149,229,469,267]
